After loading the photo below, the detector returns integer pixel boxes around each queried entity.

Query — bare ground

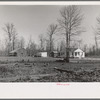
[0,57,100,82]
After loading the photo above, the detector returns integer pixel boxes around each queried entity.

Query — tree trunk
[65,50,69,62]
[12,40,15,50]
[65,31,69,63]
[49,36,52,57]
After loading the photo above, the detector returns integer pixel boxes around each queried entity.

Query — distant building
[74,48,85,58]
[60,48,85,58]
[9,48,27,57]
[50,51,60,57]
[34,51,60,58]
[39,52,48,57]
[41,52,47,57]
[34,51,48,57]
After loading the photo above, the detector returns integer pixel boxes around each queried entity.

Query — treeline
[83,45,100,57]
[0,5,100,58]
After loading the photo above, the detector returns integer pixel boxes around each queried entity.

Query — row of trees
[0,23,25,56]
[38,5,100,62]
[0,5,100,62]
[85,15,100,56]
[39,5,84,62]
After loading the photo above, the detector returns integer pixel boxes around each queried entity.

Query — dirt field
[0,57,100,82]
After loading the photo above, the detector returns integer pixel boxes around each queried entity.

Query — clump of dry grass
[38,68,100,82]
[0,66,14,77]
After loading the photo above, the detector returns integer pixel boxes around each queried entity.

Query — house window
[78,52,80,55]
[21,53,23,56]
[75,52,77,56]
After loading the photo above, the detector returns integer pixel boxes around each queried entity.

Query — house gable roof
[52,51,59,53]
[10,48,25,53]
[74,48,84,52]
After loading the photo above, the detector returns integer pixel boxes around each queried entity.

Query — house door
[14,52,17,56]
[21,53,23,56]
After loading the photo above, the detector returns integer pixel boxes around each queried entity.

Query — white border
[0,83,100,98]
[0,1,100,98]
[0,1,100,5]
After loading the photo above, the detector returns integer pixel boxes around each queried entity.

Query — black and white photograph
[0,3,100,82]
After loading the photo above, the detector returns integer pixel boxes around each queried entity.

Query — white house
[74,48,85,58]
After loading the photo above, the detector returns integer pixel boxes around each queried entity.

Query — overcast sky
[0,5,100,47]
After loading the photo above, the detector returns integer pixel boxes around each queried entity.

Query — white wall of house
[41,52,47,57]
[74,49,85,58]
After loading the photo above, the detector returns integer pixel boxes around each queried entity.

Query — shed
[9,48,27,57]
[74,48,85,58]
[50,51,60,57]
[34,51,48,57]
[41,52,47,57]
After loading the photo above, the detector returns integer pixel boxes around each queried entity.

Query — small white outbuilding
[41,52,47,57]
[74,48,85,58]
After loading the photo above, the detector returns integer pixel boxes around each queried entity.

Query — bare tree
[12,30,18,50]
[59,41,65,52]
[26,36,32,56]
[59,40,66,56]
[83,44,88,53]
[58,5,83,62]
[94,33,98,53]
[18,36,25,49]
[71,40,78,48]
[93,17,100,52]
[38,34,45,51]
[77,39,82,48]
[0,39,5,56]
[3,23,18,54]
[45,39,50,52]
[26,36,37,56]
[46,24,58,55]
